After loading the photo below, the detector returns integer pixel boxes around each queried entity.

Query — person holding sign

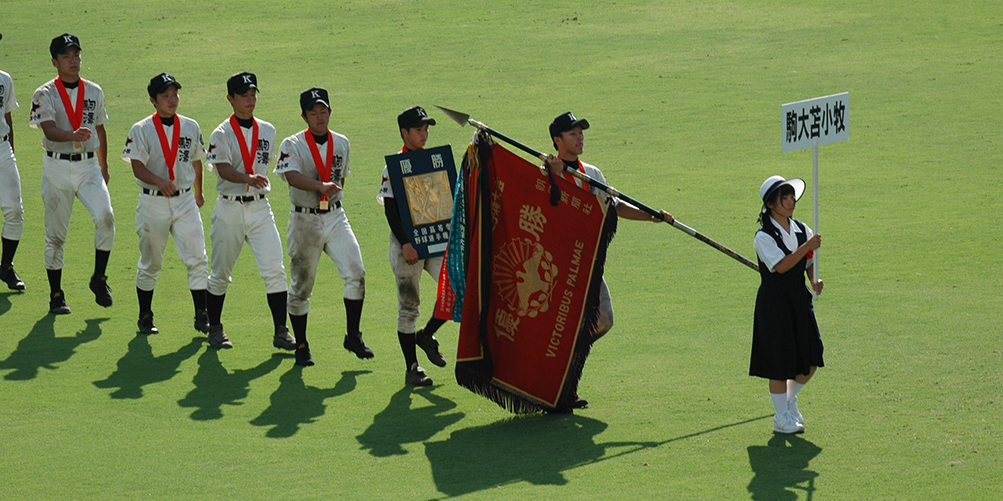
[751,175,824,434]
[274,87,371,367]
[29,33,115,314]
[203,72,294,353]
[377,106,448,386]
[121,73,209,335]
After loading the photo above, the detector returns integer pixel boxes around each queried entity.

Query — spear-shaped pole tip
[434,105,472,127]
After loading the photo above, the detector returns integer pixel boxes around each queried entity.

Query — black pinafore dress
[749,219,824,380]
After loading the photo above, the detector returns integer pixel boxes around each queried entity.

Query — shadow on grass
[747,433,823,501]
[425,413,775,497]
[357,385,465,457]
[92,335,202,399]
[0,291,16,317]
[0,316,107,380]
[178,350,285,420]
[250,365,371,438]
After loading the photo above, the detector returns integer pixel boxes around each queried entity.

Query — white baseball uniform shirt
[0,69,24,241]
[29,78,108,153]
[275,130,349,208]
[123,113,209,291]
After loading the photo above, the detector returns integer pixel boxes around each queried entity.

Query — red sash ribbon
[54,77,85,131]
[152,114,180,181]
[304,131,334,203]
[228,114,259,176]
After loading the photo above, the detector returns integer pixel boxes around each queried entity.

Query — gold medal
[319,200,329,211]
[74,140,82,149]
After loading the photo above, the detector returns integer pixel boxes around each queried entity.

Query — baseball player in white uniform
[543,111,673,409]
[29,33,114,314]
[274,87,371,367]
[377,106,448,386]
[203,72,294,352]
[0,57,26,291]
[122,73,209,335]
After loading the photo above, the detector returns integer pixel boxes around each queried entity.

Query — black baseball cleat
[193,311,210,333]
[343,332,374,359]
[295,343,315,366]
[273,325,296,351]
[415,329,447,367]
[138,312,159,335]
[207,323,233,349]
[1,265,25,290]
[405,363,432,386]
[49,290,71,315]
[571,397,589,409]
[89,275,113,307]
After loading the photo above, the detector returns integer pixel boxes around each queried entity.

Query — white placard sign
[781,92,848,152]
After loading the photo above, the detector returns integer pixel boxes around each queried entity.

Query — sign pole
[812,137,819,295]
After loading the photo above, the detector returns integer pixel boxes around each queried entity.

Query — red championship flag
[454,133,617,413]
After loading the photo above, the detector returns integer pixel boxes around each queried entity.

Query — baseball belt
[294,202,340,214]
[47,151,96,161]
[220,193,266,203]
[142,187,192,197]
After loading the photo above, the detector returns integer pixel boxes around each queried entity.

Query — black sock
[47,269,62,296]
[206,292,225,325]
[344,298,363,335]
[137,287,154,315]
[267,292,287,330]
[1,237,18,268]
[398,331,418,370]
[422,317,446,337]
[94,249,110,277]
[191,289,207,316]
[290,314,308,346]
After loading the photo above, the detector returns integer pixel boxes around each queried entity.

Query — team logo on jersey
[31,101,41,114]
[207,143,217,154]
[125,137,134,146]
[278,151,290,162]
[491,237,559,342]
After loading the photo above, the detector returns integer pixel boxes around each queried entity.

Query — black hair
[758,184,795,226]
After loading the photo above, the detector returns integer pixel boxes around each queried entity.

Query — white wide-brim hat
[759,175,805,203]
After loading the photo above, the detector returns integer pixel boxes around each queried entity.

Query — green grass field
[1,0,1001,499]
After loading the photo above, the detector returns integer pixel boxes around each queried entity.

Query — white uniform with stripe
[0,70,24,241]
[274,130,365,316]
[378,159,443,333]
[28,77,114,270]
[205,117,287,295]
[122,113,209,292]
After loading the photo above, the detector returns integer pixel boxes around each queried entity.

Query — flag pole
[435,105,759,272]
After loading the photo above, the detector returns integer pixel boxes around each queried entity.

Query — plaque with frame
[385,144,457,259]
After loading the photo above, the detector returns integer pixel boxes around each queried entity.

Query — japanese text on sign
[781,92,849,152]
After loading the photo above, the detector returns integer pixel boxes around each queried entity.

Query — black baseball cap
[50,33,81,59]
[227,72,259,96]
[549,111,590,139]
[148,73,182,98]
[397,106,436,129]
[300,87,330,113]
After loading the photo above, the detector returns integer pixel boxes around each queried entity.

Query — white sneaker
[788,395,804,427]
[773,411,805,434]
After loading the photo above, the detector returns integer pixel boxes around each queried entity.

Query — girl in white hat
[751,175,824,434]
